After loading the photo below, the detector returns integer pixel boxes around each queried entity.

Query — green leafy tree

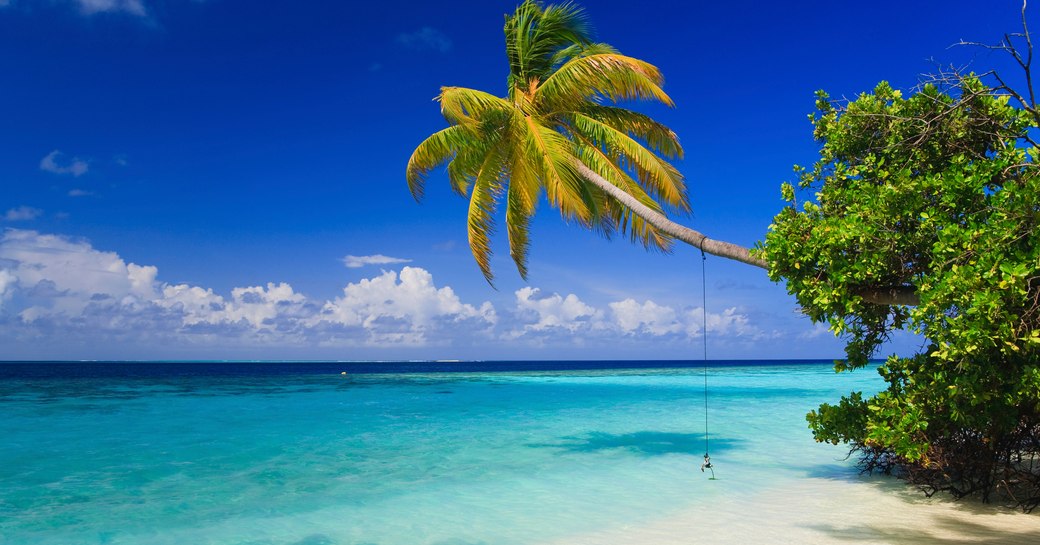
[407,0,763,284]
[407,0,1040,509]
[763,74,1040,509]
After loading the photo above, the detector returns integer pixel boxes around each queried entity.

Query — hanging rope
[699,248,715,479]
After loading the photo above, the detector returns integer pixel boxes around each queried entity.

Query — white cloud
[154,281,313,333]
[0,230,496,349]
[0,230,796,357]
[4,206,43,221]
[706,307,755,336]
[0,229,157,319]
[0,269,16,307]
[228,283,307,328]
[127,263,158,297]
[157,283,226,325]
[40,150,89,177]
[68,189,94,197]
[610,298,683,336]
[76,0,146,16]
[504,290,772,349]
[342,254,412,268]
[683,306,771,340]
[512,287,601,334]
[317,267,495,345]
[397,27,452,53]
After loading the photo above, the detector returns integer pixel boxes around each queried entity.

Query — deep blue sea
[0,360,885,545]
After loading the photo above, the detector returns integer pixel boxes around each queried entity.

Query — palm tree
[406,0,765,284]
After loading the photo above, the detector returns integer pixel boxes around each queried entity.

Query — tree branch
[853,286,921,306]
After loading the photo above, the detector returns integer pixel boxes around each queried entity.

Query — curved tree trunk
[575,163,768,268]
[575,162,921,306]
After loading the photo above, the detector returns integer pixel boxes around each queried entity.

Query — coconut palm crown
[407,0,688,283]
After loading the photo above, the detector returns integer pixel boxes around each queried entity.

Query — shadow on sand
[532,431,740,457]
[804,477,1040,544]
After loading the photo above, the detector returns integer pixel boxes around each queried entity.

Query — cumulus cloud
[316,267,495,345]
[610,298,683,336]
[76,0,146,16]
[0,269,16,307]
[4,206,43,222]
[507,287,603,344]
[513,287,599,332]
[397,27,452,53]
[0,229,158,321]
[342,254,412,268]
[684,306,748,338]
[156,283,225,325]
[507,287,766,344]
[40,150,89,177]
[0,230,496,350]
[0,230,785,356]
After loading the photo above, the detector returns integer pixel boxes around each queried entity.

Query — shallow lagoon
[2,361,1037,544]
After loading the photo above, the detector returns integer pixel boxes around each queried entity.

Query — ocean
[3,360,1035,545]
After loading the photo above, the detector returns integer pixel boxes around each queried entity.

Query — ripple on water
[0,362,893,545]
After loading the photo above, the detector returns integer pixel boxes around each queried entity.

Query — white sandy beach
[551,475,1040,544]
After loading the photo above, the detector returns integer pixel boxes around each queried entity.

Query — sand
[551,475,1040,544]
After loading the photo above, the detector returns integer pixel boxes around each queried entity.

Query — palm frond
[506,1,592,87]
[466,140,509,284]
[548,42,617,71]
[521,115,592,223]
[406,125,477,201]
[573,133,674,251]
[604,197,673,252]
[569,113,688,211]
[410,1,692,282]
[579,104,683,160]
[536,54,673,110]
[504,146,541,279]
[446,152,475,197]
[446,128,502,197]
[439,87,513,126]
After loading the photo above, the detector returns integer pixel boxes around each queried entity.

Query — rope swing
[699,248,716,480]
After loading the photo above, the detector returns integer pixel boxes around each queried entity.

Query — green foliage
[764,75,1040,506]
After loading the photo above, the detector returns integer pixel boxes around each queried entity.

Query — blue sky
[0,0,1030,360]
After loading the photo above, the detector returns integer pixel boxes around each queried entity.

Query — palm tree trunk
[575,162,921,306]
[575,163,768,268]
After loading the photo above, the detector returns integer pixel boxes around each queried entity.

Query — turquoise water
[0,362,882,545]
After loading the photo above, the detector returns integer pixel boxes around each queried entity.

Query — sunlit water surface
[0,361,907,544]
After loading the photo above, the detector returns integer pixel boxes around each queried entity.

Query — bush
[763,76,1040,511]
